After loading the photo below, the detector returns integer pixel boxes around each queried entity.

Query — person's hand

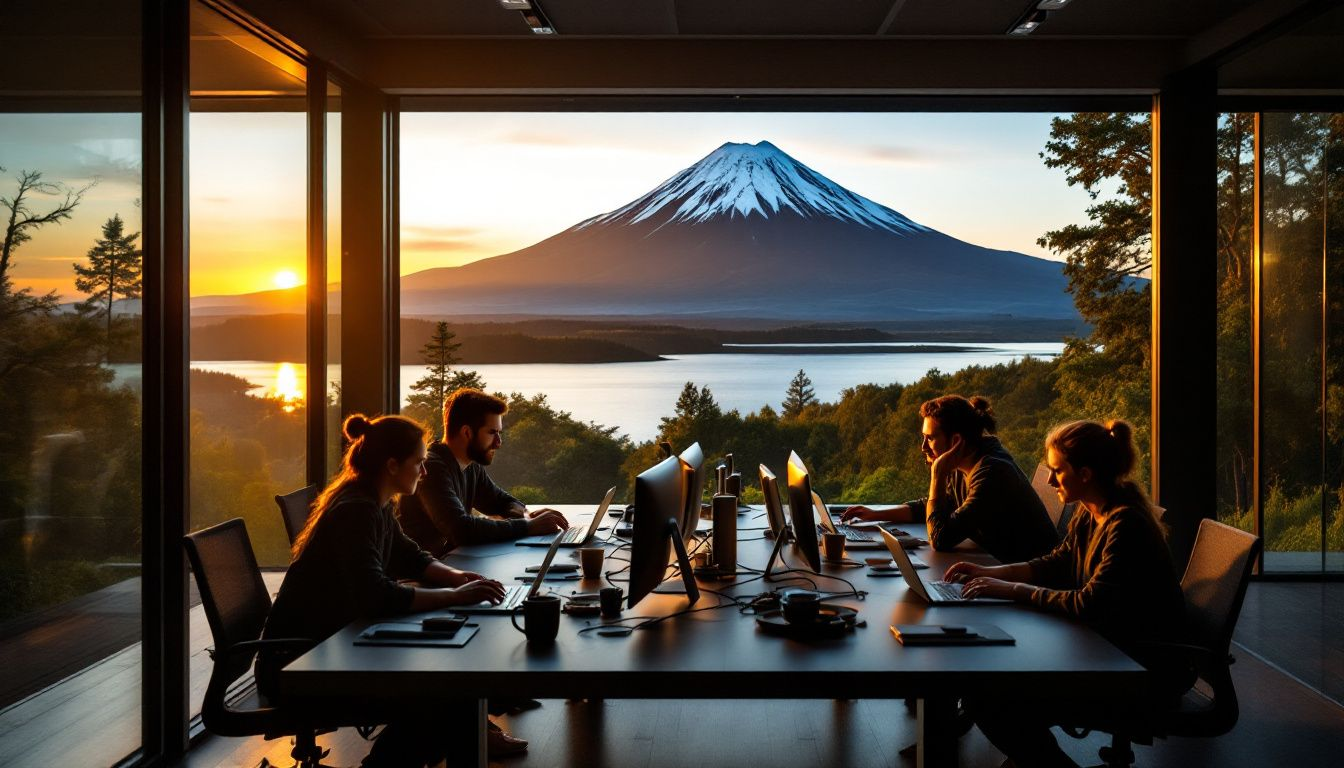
[930,434,965,481]
[448,578,506,605]
[450,569,490,587]
[943,561,990,584]
[525,509,568,535]
[960,577,1017,600]
[840,504,909,523]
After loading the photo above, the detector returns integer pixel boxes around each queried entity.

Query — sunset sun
[272,269,300,290]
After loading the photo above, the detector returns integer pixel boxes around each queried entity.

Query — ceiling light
[1008,9,1048,35]
[522,12,555,34]
[498,1,531,9]
[1036,0,1071,9]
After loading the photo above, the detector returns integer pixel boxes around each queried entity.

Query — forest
[2,112,1342,619]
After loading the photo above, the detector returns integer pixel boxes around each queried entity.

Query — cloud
[860,145,926,163]
[400,238,483,252]
[499,130,591,148]
[402,225,484,239]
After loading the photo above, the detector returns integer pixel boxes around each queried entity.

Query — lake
[174,342,1061,442]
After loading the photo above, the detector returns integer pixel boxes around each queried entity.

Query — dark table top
[281,505,1146,703]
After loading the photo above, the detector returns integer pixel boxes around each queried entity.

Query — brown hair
[920,394,997,446]
[292,413,426,558]
[442,388,508,438]
[1046,419,1150,511]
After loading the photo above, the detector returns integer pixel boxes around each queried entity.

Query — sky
[3,111,1105,301]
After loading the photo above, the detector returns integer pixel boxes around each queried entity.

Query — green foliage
[782,369,817,418]
[487,392,632,504]
[403,322,485,437]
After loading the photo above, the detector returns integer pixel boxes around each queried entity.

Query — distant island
[186,314,1080,364]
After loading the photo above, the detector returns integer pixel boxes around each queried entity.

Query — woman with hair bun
[946,419,1190,767]
[259,414,524,767]
[842,393,1058,563]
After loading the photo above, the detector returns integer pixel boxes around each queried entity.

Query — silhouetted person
[946,419,1191,768]
[843,394,1058,563]
[397,388,567,555]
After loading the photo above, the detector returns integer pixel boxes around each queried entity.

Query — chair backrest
[1180,518,1261,658]
[183,518,273,689]
[1031,463,1074,534]
[275,484,319,548]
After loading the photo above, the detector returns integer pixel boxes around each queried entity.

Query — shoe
[487,723,529,758]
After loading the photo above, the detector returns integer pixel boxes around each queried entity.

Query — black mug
[512,594,561,644]
[599,586,624,618]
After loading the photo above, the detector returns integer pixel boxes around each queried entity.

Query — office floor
[182,582,1344,768]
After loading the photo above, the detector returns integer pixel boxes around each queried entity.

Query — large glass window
[393,111,1151,510]
[326,79,343,478]
[1258,111,1344,573]
[0,2,143,763]
[186,0,306,717]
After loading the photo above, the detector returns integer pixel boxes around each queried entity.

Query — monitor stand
[651,518,702,605]
[763,523,791,582]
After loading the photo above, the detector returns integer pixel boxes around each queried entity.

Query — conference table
[280,504,1147,767]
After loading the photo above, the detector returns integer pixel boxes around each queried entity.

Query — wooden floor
[1235,581,1344,707]
[180,636,1344,768]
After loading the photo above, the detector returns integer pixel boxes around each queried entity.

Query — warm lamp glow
[273,362,303,412]
[273,270,301,290]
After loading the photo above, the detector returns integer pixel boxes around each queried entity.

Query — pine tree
[73,214,142,355]
[781,369,816,418]
[404,322,484,436]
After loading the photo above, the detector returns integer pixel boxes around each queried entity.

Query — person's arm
[328,502,425,617]
[1024,517,1134,621]
[839,504,915,523]
[473,466,524,518]
[419,460,529,545]
[925,454,994,551]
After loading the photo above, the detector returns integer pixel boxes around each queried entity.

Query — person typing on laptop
[947,419,1191,768]
[841,394,1057,564]
[397,388,569,555]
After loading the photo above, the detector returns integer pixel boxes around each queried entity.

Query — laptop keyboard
[500,584,527,609]
[928,580,964,601]
[557,526,587,544]
[838,525,878,542]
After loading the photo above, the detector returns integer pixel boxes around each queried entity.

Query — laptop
[812,491,885,549]
[515,487,617,547]
[879,529,1009,605]
[456,535,564,614]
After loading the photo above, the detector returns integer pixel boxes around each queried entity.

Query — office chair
[184,518,339,768]
[1030,463,1074,536]
[275,484,319,547]
[1082,518,1262,767]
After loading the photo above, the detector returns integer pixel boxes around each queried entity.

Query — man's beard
[468,441,495,465]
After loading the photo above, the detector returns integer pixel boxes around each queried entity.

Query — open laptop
[516,486,617,547]
[812,491,885,549]
[456,535,563,614]
[879,529,1009,605]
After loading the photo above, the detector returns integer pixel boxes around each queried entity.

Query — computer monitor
[628,454,702,609]
[786,451,823,572]
[678,442,705,545]
[758,463,788,539]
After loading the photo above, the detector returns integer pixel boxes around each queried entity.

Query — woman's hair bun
[343,414,371,441]
[1106,419,1132,444]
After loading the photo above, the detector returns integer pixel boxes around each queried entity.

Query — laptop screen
[880,529,931,601]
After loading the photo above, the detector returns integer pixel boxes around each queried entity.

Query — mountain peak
[577,140,929,235]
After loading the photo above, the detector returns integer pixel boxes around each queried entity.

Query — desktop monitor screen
[628,454,687,608]
[786,451,823,572]
[759,463,787,538]
[678,442,705,545]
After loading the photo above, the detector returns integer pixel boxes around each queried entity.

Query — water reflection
[272,361,304,411]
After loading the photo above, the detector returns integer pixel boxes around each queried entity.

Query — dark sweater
[257,485,434,695]
[1028,502,1191,694]
[396,442,526,555]
[905,436,1058,563]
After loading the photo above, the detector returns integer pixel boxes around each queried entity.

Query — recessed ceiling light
[1036,0,1071,9]
[499,0,532,10]
[1008,8,1049,35]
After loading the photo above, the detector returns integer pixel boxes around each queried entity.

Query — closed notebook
[355,621,479,648]
[890,624,1015,646]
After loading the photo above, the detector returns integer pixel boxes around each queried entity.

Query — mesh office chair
[1031,463,1074,536]
[275,484,319,547]
[184,518,339,768]
[1088,517,1262,767]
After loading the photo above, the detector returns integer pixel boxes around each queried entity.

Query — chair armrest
[216,637,317,664]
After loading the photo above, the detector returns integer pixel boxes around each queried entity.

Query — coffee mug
[600,586,624,617]
[782,590,821,625]
[823,532,847,562]
[511,594,561,644]
[579,547,604,579]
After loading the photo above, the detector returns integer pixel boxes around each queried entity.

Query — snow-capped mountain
[577,141,929,235]
[407,141,1078,321]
